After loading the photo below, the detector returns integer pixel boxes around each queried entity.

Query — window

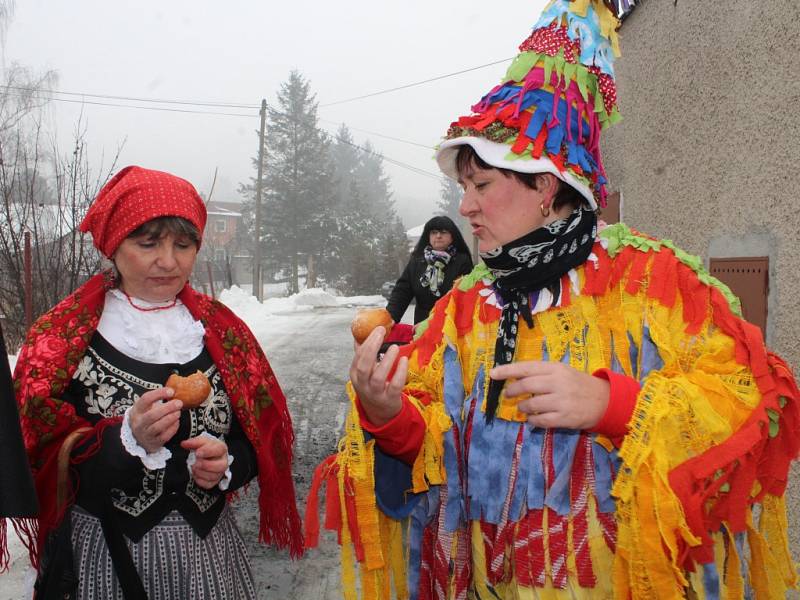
[214,219,227,233]
[709,257,769,336]
[214,248,226,262]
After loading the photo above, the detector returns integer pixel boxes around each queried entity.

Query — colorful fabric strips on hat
[444,0,623,207]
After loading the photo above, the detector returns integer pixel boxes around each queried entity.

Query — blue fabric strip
[373,443,422,520]
[591,440,618,514]
[443,346,465,427]
[544,429,581,515]
[733,531,753,597]
[441,347,467,532]
[525,425,547,511]
[466,366,521,523]
[638,325,664,382]
[702,559,721,600]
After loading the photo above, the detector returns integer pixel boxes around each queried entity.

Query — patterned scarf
[481,206,597,421]
[420,245,456,297]
[10,272,303,569]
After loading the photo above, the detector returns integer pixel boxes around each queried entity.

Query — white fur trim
[435,136,597,210]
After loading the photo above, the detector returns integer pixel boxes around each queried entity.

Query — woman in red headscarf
[11,166,302,600]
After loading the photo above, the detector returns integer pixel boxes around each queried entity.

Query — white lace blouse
[96,288,206,364]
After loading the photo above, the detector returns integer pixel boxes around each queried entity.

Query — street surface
[238,307,354,599]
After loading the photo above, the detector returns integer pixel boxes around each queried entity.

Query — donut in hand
[351,308,394,345]
[165,370,211,409]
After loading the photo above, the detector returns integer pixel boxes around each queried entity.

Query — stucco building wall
[601,0,800,568]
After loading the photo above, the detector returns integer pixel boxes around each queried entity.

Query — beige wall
[601,0,800,570]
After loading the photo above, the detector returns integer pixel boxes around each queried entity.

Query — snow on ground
[218,285,384,341]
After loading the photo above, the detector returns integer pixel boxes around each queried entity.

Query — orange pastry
[165,370,211,409]
[351,307,394,345]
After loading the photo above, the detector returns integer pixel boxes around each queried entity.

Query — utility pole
[24,231,32,329]
[253,99,267,301]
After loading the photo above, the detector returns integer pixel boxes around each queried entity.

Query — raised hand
[349,325,408,426]
[129,387,183,453]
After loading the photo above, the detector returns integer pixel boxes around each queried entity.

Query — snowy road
[237,306,355,600]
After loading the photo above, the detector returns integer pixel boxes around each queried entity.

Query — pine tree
[327,127,406,294]
[240,71,336,294]
[437,177,462,221]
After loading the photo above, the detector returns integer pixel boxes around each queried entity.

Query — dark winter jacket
[386,253,473,324]
[0,321,38,518]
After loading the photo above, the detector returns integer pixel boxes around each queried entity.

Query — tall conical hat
[436,0,623,209]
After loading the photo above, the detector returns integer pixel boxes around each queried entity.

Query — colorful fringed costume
[306,224,800,599]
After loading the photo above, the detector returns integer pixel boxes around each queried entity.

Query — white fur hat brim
[435,136,597,210]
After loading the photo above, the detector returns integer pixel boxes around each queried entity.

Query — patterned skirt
[70,504,256,600]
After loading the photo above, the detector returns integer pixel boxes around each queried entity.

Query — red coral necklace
[121,289,178,312]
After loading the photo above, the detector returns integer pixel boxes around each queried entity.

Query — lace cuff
[185,431,234,491]
[121,407,172,470]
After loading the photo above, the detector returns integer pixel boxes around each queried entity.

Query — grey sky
[5,0,546,227]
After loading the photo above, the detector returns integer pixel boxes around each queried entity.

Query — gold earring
[540,203,551,217]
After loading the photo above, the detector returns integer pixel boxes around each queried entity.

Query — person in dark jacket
[0,320,39,524]
[386,215,473,324]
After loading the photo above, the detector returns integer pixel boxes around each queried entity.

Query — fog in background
[4,0,546,229]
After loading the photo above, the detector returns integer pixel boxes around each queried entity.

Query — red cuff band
[590,368,640,439]
[358,395,425,464]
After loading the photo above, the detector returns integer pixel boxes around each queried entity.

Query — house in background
[195,200,249,294]
[600,0,800,558]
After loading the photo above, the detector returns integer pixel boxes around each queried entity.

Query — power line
[319,118,431,149]
[2,91,444,179]
[3,90,256,117]
[331,135,443,181]
[319,57,514,107]
[0,84,259,110]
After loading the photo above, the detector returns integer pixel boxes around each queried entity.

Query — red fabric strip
[590,369,640,441]
[624,250,651,296]
[547,509,568,589]
[303,454,337,549]
[358,394,425,464]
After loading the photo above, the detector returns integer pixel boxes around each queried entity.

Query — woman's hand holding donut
[129,388,183,453]
[181,436,229,489]
[490,361,610,430]
[349,326,408,427]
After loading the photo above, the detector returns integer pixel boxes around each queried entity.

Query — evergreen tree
[240,71,336,294]
[438,177,462,221]
[327,127,406,294]
[355,140,395,221]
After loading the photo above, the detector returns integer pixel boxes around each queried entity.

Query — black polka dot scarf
[480,206,597,422]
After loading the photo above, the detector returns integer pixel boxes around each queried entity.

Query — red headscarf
[80,166,208,257]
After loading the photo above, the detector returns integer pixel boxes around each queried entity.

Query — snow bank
[216,286,386,336]
[292,288,340,308]
[336,295,386,307]
[219,285,383,317]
